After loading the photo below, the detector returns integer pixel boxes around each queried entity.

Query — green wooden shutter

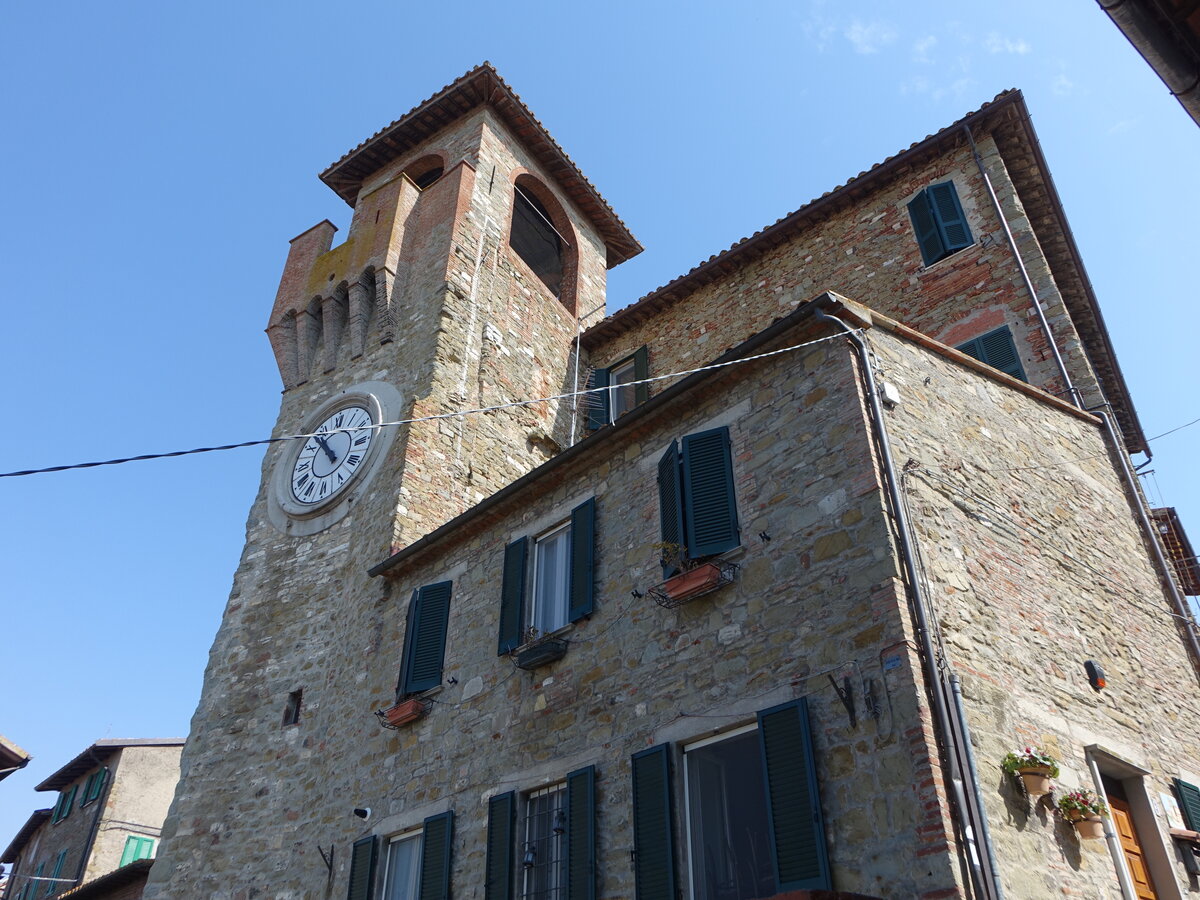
[757,698,830,892]
[907,191,945,265]
[46,850,67,897]
[484,792,516,900]
[418,811,453,900]
[566,765,596,900]
[631,744,676,900]
[31,863,44,900]
[347,835,378,900]
[569,498,596,622]
[120,836,154,866]
[1175,778,1200,831]
[587,367,610,430]
[657,441,684,576]
[928,180,973,253]
[400,581,453,694]
[977,326,1026,381]
[498,538,528,654]
[633,346,650,406]
[681,427,740,558]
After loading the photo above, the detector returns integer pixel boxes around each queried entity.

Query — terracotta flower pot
[1063,808,1085,823]
[1074,816,1106,840]
[1017,766,1053,797]
[382,699,425,727]
[662,563,723,603]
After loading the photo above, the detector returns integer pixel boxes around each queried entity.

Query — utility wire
[0,331,854,479]
[1147,415,1200,443]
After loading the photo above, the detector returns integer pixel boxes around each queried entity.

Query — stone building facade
[144,65,1200,900]
[2,739,184,900]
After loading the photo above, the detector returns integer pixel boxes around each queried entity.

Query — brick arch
[402,152,447,190]
[509,170,580,317]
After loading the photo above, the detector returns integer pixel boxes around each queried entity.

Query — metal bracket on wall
[317,843,334,880]
[828,674,856,728]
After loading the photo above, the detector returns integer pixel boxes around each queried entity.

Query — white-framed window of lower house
[683,724,775,900]
[522,782,568,900]
[381,829,423,900]
[530,522,571,636]
[608,356,639,420]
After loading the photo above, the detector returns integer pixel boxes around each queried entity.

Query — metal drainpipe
[1091,407,1200,679]
[950,674,1005,899]
[816,309,1004,900]
[961,125,1081,409]
[1086,749,1138,899]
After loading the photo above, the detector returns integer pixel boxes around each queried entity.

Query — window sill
[918,241,976,273]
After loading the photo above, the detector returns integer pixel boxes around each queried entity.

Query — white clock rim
[266,381,405,535]
[289,404,375,506]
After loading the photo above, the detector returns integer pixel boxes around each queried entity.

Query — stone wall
[584,133,1102,437]
[868,321,1200,897]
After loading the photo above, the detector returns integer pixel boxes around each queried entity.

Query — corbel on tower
[266,313,300,390]
[349,273,372,358]
[321,286,348,373]
[374,267,397,345]
[295,302,322,384]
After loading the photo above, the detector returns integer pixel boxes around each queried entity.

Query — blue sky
[2,0,1197,857]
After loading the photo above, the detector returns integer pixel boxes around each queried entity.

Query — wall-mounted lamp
[552,809,566,836]
[522,844,537,869]
[353,807,372,820]
[1084,660,1107,692]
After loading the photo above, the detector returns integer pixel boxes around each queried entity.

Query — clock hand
[313,434,338,464]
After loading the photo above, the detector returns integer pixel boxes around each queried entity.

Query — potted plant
[649,542,728,606]
[514,627,567,670]
[377,698,426,728]
[1057,789,1109,839]
[1001,746,1060,798]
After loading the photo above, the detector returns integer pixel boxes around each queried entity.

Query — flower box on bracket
[515,638,568,671]
[377,698,427,729]
[648,560,739,609]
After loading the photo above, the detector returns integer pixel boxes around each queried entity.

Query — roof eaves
[583,90,1023,347]
[1,809,51,863]
[319,63,642,267]
[35,739,185,791]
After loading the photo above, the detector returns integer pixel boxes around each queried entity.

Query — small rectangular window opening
[531,523,571,637]
[282,689,303,727]
[522,783,567,900]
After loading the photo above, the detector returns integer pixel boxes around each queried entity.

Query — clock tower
[144,63,639,898]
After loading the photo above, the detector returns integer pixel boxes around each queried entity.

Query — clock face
[290,405,375,505]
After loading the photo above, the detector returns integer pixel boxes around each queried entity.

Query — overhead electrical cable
[0,331,856,479]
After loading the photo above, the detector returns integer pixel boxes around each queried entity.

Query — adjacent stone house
[144,64,1200,899]
[1,740,183,900]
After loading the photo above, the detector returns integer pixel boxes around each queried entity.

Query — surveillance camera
[353,807,371,820]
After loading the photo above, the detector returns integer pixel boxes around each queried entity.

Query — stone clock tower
[144,64,639,898]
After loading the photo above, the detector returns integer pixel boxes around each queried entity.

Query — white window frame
[608,356,638,422]
[529,521,571,637]
[381,828,424,900]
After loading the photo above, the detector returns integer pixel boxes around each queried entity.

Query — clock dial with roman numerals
[290,405,375,505]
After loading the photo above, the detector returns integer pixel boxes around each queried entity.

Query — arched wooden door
[1109,795,1158,900]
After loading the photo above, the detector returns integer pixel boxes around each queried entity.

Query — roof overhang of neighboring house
[1,809,50,863]
[580,89,1148,455]
[1152,507,1200,595]
[35,739,185,792]
[0,735,31,782]
[56,859,153,899]
[319,62,643,268]
[1099,0,1200,127]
